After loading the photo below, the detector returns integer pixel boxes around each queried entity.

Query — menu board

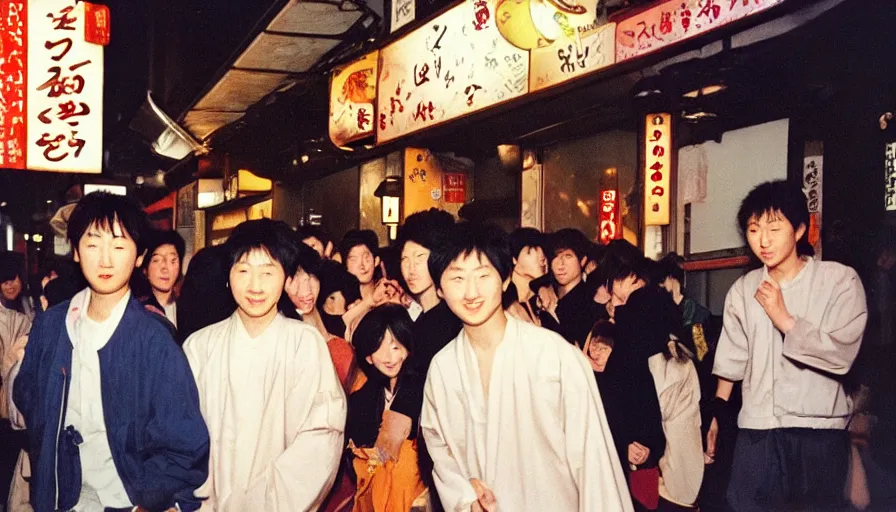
[377,0,529,143]
[329,51,378,147]
[616,0,782,62]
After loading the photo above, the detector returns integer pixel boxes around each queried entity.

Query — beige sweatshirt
[713,258,867,430]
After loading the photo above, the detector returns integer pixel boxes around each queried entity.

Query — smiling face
[285,268,320,315]
[587,337,613,372]
[74,219,142,299]
[346,244,377,285]
[365,328,409,380]
[145,243,180,295]
[745,210,805,271]
[438,250,504,328]
[551,248,584,287]
[1,276,22,301]
[229,248,286,321]
[401,241,434,296]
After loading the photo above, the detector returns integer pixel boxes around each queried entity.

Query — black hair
[655,252,685,285]
[177,245,236,345]
[297,225,331,246]
[597,239,651,293]
[316,259,362,311]
[0,251,23,283]
[428,222,512,290]
[225,219,300,277]
[398,208,455,254]
[737,180,814,257]
[293,241,324,278]
[352,303,416,387]
[549,228,590,261]
[509,227,546,260]
[588,320,616,349]
[141,230,186,273]
[339,229,379,262]
[67,192,152,255]
[44,270,83,308]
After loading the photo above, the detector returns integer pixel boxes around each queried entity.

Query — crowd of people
[0,178,890,511]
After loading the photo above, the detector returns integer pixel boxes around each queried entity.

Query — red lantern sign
[599,189,621,244]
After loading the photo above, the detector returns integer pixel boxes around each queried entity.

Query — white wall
[684,119,789,254]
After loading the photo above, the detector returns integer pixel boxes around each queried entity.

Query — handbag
[629,466,660,510]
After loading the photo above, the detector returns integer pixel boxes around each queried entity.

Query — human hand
[755,279,795,333]
[470,478,498,512]
[704,417,718,464]
[628,442,650,466]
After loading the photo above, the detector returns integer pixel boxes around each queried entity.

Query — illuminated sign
[494,0,616,92]
[83,183,125,196]
[329,51,378,147]
[644,113,671,226]
[1,0,28,169]
[615,0,781,62]
[599,189,620,244]
[26,0,105,173]
[376,0,529,143]
[803,155,822,253]
[887,143,896,211]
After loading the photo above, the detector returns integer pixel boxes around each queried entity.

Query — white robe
[648,352,703,507]
[421,316,633,512]
[184,313,347,511]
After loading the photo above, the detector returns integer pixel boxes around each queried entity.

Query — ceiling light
[301,155,310,163]
[46,200,52,204]
[682,83,727,98]
[135,176,145,185]
[0,202,6,207]
[681,110,718,122]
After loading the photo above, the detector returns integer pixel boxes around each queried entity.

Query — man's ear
[436,287,444,299]
[134,250,146,269]
[512,256,518,267]
[795,223,807,244]
[374,256,381,268]
[72,248,80,263]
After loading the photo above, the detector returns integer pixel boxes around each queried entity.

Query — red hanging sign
[443,173,466,203]
[599,189,621,244]
[83,2,110,46]
[1,0,28,169]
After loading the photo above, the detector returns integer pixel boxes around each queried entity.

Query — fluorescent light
[84,184,127,196]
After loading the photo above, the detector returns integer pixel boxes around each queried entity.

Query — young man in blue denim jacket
[10,192,209,511]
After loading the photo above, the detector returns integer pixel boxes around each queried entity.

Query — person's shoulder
[428,335,461,372]
[183,316,231,350]
[814,259,860,281]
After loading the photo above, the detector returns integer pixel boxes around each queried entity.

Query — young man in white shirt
[11,191,209,511]
[421,222,632,512]
[184,219,346,511]
[706,180,867,510]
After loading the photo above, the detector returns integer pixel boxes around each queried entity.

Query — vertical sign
[803,144,822,257]
[644,113,672,226]
[27,0,104,173]
[1,0,27,169]
[443,172,466,203]
[886,142,896,211]
[599,189,621,244]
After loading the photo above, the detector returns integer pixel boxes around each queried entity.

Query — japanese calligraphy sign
[598,189,621,244]
[886,142,896,211]
[26,0,104,173]
[802,153,822,254]
[644,113,672,226]
[377,0,529,143]
[443,172,466,203]
[615,0,782,62]
[529,21,615,92]
[329,51,378,147]
[1,0,28,169]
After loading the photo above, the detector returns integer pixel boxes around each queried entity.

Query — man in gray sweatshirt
[705,180,867,511]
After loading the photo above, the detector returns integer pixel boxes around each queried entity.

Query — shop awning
[180,0,378,143]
